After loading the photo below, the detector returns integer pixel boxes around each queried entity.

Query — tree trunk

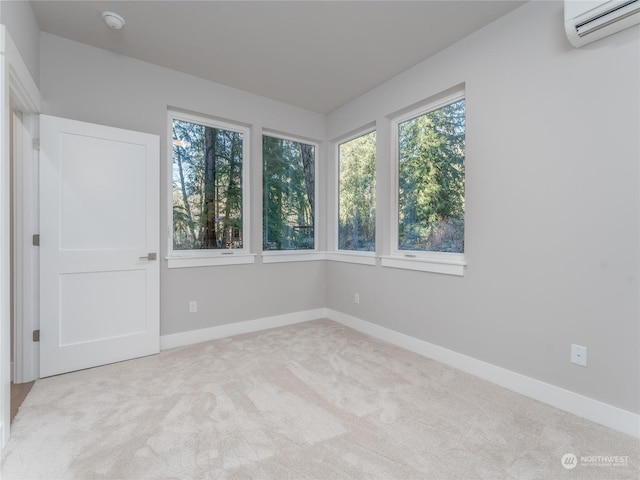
[299,144,315,224]
[176,149,197,246]
[224,132,239,247]
[202,127,217,248]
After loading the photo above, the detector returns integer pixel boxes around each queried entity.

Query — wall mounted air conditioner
[565,0,640,47]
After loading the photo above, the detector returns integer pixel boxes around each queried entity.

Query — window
[168,111,252,267]
[338,131,376,251]
[263,134,316,252]
[384,92,466,275]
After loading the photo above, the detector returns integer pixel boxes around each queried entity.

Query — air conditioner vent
[565,0,640,47]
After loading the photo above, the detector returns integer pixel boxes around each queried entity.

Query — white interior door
[39,115,160,378]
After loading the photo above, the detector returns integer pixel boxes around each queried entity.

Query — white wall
[0,0,39,86]
[327,1,639,415]
[40,33,328,337]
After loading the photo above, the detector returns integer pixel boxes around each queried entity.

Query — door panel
[59,270,147,346]
[59,133,147,251]
[40,115,159,378]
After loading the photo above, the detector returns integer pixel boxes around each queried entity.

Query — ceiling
[31,1,525,114]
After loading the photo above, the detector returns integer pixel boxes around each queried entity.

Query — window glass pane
[398,99,465,253]
[338,131,376,251]
[172,119,244,250]
[263,135,315,250]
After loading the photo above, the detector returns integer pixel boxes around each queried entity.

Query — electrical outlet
[571,344,587,366]
[354,293,360,304]
[189,300,198,313]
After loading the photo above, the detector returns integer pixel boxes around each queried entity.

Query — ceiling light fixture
[101,11,125,30]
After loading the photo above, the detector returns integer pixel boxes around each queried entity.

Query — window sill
[380,254,465,276]
[167,253,256,269]
[262,251,326,263]
[326,251,377,266]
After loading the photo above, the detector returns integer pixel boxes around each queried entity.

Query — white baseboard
[160,308,639,439]
[160,308,326,350]
[326,309,640,439]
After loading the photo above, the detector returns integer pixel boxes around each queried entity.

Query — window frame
[166,110,254,269]
[331,127,377,266]
[383,90,466,276]
[261,131,320,263]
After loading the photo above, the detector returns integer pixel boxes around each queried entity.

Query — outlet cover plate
[571,344,587,366]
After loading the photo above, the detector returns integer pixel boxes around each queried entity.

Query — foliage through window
[397,98,465,253]
[172,116,247,251]
[338,131,376,251]
[263,135,316,251]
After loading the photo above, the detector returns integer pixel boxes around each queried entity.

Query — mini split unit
[565,0,640,47]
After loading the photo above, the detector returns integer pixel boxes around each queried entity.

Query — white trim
[392,90,465,127]
[331,123,377,146]
[326,309,639,439]
[261,251,326,263]
[262,130,320,253]
[11,111,38,384]
[326,251,377,266]
[2,30,41,385]
[160,306,639,438]
[1,26,42,450]
[389,89,466,268]
[0,25,10,450]
[160,308,326,350]
[4,36,40,114]
[11,109,22,384]
[167,253,255,269]
[333,127,377,253]
[167,110,252,262]
[380,254,465,276]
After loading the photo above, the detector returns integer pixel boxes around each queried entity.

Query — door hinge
[32,234,40,246]
[33,330,40,342]
[32,138,40,151]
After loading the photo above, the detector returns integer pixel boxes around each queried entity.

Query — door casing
[0,25,42,449]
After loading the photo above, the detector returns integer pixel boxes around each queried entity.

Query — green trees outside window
[263,135,316,250]
[172,118,245,250]
[397,99,465,253]
[171,93,463,261]
[338,131,376,251]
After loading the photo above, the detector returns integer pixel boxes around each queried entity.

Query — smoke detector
[102,11,125,30]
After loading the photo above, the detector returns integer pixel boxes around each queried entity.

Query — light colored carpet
[2,319,638,479]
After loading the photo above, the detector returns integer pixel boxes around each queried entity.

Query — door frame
[12,107,39,384]
[0,25,41,449]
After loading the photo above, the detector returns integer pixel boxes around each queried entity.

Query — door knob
[139,253,157,261]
